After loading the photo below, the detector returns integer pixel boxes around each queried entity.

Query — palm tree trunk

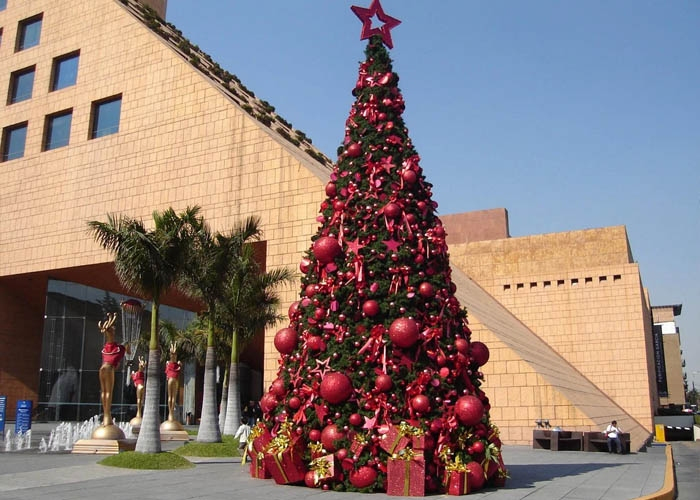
[223,328,241,435]
[218,364,229,431]
[135,348,162,453]
[197,346,221,442]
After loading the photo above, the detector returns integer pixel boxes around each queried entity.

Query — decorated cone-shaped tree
[259,1,507,494]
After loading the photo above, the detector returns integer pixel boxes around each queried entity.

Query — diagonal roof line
[451,268,652,449]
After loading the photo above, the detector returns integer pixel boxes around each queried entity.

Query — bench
[532,430,583,451]
[583,432,631,453]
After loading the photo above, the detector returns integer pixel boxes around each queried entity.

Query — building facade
[652,305,685,408]
[1,0,666,450]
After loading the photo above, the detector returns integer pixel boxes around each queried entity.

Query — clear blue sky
[166,1,700,389]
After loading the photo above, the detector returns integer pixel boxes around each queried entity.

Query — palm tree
[179,215,262,442]
[219,245,294,435]
[87,206,199,453]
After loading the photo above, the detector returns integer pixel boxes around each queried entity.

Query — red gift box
[250,451,271,479]
[444,469,469,495]
[249,422,272,455]
[387,449,425,497]
[350,433,369,458]
[481,444,504,481]
[264,434,307,485]
[380,421,423,455]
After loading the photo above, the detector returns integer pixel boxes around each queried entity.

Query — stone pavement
[0,423,693,500]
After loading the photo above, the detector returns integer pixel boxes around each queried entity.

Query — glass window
[0,0,7,11]
[44,110,72,151]
[51,51,80,91]
[90,95,122,139]
[2,122,28,161]
[8,66,35,104]
[16,14,43,51]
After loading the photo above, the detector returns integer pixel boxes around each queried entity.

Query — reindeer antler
[98,312,117,333]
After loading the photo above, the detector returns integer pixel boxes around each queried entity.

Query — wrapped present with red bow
[308,454,336,487]
[249,451,271,479]
[263,429,307,485]
[442,457,470,496]
[308,440,326,460]
[387,448,425,497]
[380,421,424,455]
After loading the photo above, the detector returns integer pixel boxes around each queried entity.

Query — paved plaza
[1,423,696,500]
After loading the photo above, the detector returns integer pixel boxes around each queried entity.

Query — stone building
[0,0,673,450]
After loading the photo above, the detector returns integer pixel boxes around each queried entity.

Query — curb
[634,444,676,500]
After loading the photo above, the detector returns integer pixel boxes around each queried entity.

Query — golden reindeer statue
[93,312,128,440]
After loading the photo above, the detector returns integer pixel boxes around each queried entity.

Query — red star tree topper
[259,2,506,494]
[351,0,401,49]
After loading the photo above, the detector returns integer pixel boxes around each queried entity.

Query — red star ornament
[351,0,401,49]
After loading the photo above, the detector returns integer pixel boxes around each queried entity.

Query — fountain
[3,429,32,452]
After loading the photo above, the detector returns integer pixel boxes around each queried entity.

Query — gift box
[350,432,369,458]
[308,454,336,486]
[387,449,425,497]
[380,421,423,455]
[250,452,271,479]
[248,422,272,455]
[264,433,307,485]
[308,440,327,460]
[481,443,503,481]
[443,458,470,496]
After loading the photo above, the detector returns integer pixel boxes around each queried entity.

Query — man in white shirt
[605,420,623,453]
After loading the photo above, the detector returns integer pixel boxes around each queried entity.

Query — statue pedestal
[160,419,190,441]
[72,439,136,454]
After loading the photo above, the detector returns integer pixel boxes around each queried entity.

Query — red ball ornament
[309,429,321,442]
[455,395,484,426]
[307,335,325,351]
[470,341,490,366]
[429,419,443,434]
[325,182,337,198]
[336,448,348,460]
[454,338,469,354]
[362,299,380,317]
[288,396,301,410]
[411,394,431,413]
[321,424,346,452]
[288,301,300,319]
[313,237,342,264]
[418,282,435,298]
[300,258,311,274]
[320,372,353,404]
[465,461,486,491]
[260,392,277,413]
[270,378,287,397]
[305,284,317,297]
[346,142,362,158]
[384,202,401,219]
[349,466,377,489]
[389,317,419,348]
[274,327,298,355]
[349,413,363,427]
[305,470,319,488]
[375,373,393,392]
[402,169,418,184]
[471,440,485,455]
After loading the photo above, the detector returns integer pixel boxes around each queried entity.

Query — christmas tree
[255,1,506,494]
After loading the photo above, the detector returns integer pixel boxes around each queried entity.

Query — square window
[90,95,122,139]
[16,14,43,51]
[2,122,28,162]
[51,51,80,91]
[8,66,35,104]
[43,110,72,151]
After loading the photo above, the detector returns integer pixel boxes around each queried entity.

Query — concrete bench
[583,431,631,453]
[532,430,583,451]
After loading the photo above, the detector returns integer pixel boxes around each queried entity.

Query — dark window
[44,110,72,151]
[0,28,4,47]
[2,122,28,161]
[50,51,80,91]
[90,95,122,139]
[8,66,35,104]
[16,14,43,51]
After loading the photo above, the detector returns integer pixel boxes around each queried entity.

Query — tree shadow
[499,460,636,489]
